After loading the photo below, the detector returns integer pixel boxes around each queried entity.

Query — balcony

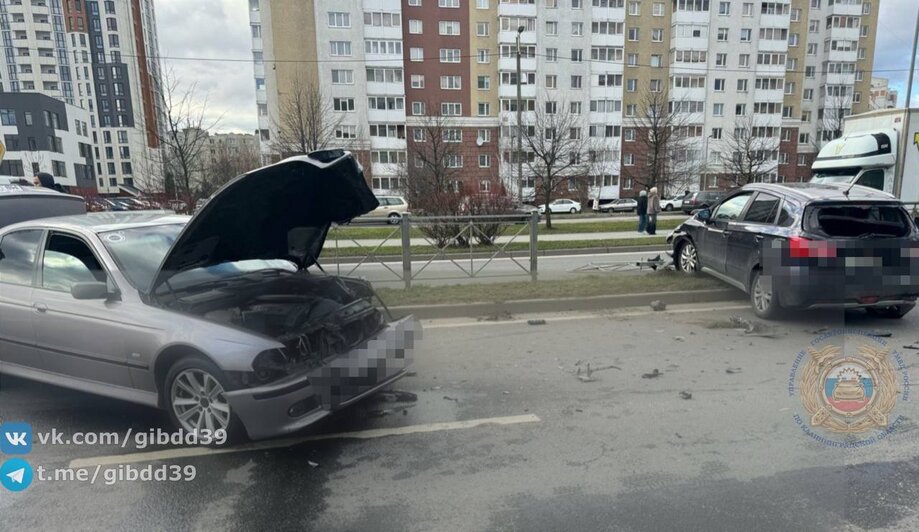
[366,80,404,96]
[363,25,402,41]
[760,14,791,28]
[758,39,788,53]
[498,56,537,72]
[369,137,406,150]
[825,72,855,86]
[496,3,537,18]
[754,89,785,102]
[671,10,710,25]
[367,108,406,123]
[827,26,860,41]
[498,83,537,99]
[498,30,537,46]
[829,2,864,16]
[824,48,857,63]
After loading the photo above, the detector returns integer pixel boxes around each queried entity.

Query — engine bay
[176,274,386,371]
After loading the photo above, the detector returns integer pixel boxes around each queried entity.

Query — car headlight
[252,348,290,383]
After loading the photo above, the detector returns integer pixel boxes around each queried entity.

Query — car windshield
[804,203,912,238]
[101,224,296,291]
[811,172,857,184]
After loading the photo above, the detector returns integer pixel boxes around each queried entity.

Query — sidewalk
[328,230,663,248]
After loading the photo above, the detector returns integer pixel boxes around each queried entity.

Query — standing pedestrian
[647,187,662,235]
[33,172,64,192]
[636,190,648,233]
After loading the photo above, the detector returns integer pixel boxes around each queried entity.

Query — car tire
[750,270,782,320]
[664,204,673,211]
[866,303,915,319]
[388,213,402,225]
[675,239,700,274]
[569,207,577,214]
[165,356,244,441]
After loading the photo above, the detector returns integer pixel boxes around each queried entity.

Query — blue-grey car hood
[149,151,378,296]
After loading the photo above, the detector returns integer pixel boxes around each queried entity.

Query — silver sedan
[0,152,420,440]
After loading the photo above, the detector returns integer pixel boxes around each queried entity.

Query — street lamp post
[516,26,524,202]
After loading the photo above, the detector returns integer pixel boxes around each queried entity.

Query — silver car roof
[1,211,189,234]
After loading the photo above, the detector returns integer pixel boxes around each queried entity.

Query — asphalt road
[3,303,919,531]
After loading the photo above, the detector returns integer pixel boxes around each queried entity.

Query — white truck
[811,108,919,209]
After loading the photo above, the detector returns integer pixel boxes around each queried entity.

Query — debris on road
[650,300,667,311]
[725,367,742,374]
[528,319,547,326]
[729,316,780,338]
[367,409,392,418]
[674,336,685,342]
[478,310,514,322]
[375,390,418,403]
[868,330,893,338]
[642,369,663,379]
[443,396,459,402]
[308,461,319,468]
[679,391,693,400]
[405,371,418,377]
[903,343,919,351]
[503,390,511,395]
[807,327,830,335]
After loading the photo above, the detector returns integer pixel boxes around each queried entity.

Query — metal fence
[326,213,540,289]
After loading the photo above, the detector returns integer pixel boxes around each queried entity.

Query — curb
[326,245,670,264]
[389,288,746,320]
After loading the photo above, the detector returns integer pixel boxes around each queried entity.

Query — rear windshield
[804,203,912,238]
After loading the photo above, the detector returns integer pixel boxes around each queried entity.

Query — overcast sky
[154,0,919,134]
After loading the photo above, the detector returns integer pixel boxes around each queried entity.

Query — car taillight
[789,236,837,258]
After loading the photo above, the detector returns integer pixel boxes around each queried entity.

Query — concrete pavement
[4,303,919,531]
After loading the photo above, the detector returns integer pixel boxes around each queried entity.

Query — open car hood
[148,150,378,297]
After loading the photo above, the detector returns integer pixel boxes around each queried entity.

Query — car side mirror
[71,281,116,300]
[695,208,712,222]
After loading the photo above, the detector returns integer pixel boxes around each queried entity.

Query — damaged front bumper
[224,315,421,440]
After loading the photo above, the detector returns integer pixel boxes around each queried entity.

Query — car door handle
[34,303,48,313]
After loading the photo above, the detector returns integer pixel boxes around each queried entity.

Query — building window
[412,102,426,115]
[628,1,640,15]
[478,103,490,116]
[0,109,16,126]
[570,75,582,89]
[328,12,350,28]
[651,29,663,42]
[441,103,462,116]
[476,22,489,36]
[409,19,423,34]
[331,70,353,84]
[479,155,491,168]
[546,21,558,36]
[719,2,730,15]
[333,98,355,111]
[439,21,461,35]
[330,41,352,56]
[410,48,424,62]
[440,48,461,63]
[441,75,462,90]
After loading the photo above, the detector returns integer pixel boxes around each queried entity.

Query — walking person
[636,190,648,233]
[647,187,662,235]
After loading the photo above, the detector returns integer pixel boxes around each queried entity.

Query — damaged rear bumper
[224,315,421,440]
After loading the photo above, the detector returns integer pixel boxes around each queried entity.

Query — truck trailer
[811,108,919,208]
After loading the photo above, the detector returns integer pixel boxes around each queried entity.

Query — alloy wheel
[170,369,231,433]
[679,243,698,272]
[752,275,772,313]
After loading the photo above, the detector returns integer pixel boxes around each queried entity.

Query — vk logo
[0,423,32,455]
[0,458,33,492]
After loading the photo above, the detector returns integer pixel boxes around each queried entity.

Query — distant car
[167,200,188,212]
[111,197,145,211]
[668,183,919,319]
[682,190,729,214]
[661,197,683,212]
[538,199,582,214]
[365,195,410,224]
[598,198,638,213]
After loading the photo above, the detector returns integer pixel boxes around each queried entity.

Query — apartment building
[0,91,95,189]
[0,0,163,194]
[251,0,879,199]
[869,77,897,110]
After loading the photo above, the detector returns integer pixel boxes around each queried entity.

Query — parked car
[668,183,919,319]
[0,151,419,440]
[111,197,145,211]
[538,198,582,214]
[364,195,410,224]
[0,183,85,227]
[598,198,638,213]
[167,199,188,212]
[660,197,683,211]
[682,190,729,214]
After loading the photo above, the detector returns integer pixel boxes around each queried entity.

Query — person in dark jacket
[33,172,64,192]
[636,190,648,233]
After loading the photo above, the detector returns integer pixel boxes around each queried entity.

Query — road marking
[68,414,541,469]
[424,305,751,329]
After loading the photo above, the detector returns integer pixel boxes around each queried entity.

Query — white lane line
[424,304,751,329]
[68,414,541,469]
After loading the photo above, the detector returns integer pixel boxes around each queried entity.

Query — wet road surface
[2,303,919,531]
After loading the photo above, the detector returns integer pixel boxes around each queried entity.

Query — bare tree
[521,97,597,229]
[142,69,220,202]
[722,115,779,187]
[402,111,465,215]
[271,76,347,158]
[622,90,701,197]
[816,93,852,148]
[200,138,261,197]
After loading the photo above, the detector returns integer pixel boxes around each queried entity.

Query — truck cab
[811,129,896,194]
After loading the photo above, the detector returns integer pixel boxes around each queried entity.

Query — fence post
[529,211,539,282]
[401,213,412,290]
